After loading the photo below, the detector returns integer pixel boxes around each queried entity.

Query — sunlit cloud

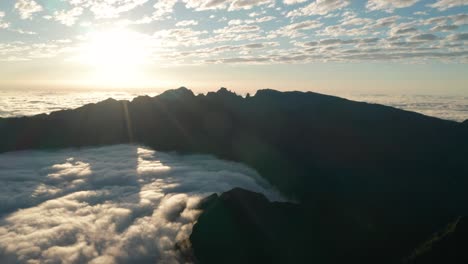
[0,144,283,263]
[175,19,198,27]
[0,12,9,29]
[66,0,149,19]
[53,7,83,26]
[287,0,350,17]
[428,0,468,11]
[14,0,43,19]
[366,0,420,12]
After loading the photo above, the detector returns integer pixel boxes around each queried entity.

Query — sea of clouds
[0,88,158,118]
[345,93,468,122]
[0,89,467,122]
[0,144,283,264]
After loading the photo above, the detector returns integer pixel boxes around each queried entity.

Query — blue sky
[0,0,467,94]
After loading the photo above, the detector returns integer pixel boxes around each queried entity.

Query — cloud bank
[0,144,282,263]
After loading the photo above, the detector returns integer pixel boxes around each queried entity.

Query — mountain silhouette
[404,216,468,264]
[191,188,468,264]
[0,87,467,262]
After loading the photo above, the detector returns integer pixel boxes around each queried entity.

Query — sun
[75,28,150,88]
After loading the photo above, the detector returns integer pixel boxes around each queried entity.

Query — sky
[0,0,467,95]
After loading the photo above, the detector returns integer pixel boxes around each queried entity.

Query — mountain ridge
[0,87,467,263]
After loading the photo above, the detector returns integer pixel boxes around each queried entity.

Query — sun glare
[76,28,150,88]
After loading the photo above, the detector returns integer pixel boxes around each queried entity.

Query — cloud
[182,0,273,11]
[287,0,350,17]
[428,0,468,11]
[54,7,83,26]
[14,0,43,19]
[390,23,419,36]
[431,25,458,32]
[214,24,261,34]
[283,0,308,4]
[451,13,468,25]
[153,0,178,19]
[229,0,273,10]
[1,0,467,66]
[68,0,149,19]
[153,28,209,47]
[366,0,420,12]
[275,20,323,37]
[176,20,198,27]
[228,16,275,26]
[374,15,401,27]
[0,12,9,29]
[447,32,468,41]
[344,94,468,122]
[408,33,438,41]
[0,144,283,263]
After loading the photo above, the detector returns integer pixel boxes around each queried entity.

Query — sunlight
[75,28,150,88]
[137,147,171,174]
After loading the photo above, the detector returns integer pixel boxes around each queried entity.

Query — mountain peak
[159,87,195,99]
[205,87,241,99]
[216,87,239,96]
[254,89,281,97]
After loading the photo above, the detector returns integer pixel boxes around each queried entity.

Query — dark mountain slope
[0,88,466,200]
[190,188,468,264]
[404,216,468,264]
[0,88,467,262]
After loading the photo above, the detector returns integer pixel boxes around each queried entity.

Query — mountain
[190,188,311,264]
[191,188,468,264]
[404,217,468,264]
[0,87,467,262]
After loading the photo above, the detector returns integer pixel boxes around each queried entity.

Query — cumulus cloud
[14,0,43,19]
[275,20,323,37]
[431,25,458,32]
[153,0,178,19]
[283,0,308,4]
[428,0,468,11]
[228,16,275,25]
[390,23,419,36]
[54,7,83,26]
[287,0,350,17]
[175,20,198,27]
[366,0,420,12]
[0,12,9,29]
[408,33,438,41]
[182,0,273,11]
[1,0,467,65]
[447,32,468,41]
[0,144,283,263]
[67,0,149,19]
[229,0,273,10]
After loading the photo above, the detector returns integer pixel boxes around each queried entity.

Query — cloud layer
[1,89,466,121]
[0,0,467,64]
[0,144,282,263]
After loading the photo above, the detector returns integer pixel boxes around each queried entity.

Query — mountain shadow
[404,216,468,264]
[0,87,467,262]
[190,188,468,264]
